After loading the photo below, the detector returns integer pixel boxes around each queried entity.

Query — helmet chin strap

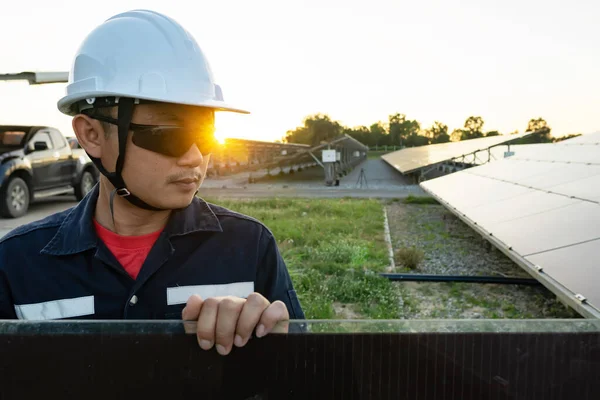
[86,98,167,229]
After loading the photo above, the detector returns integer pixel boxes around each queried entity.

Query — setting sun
[213,126,227,145]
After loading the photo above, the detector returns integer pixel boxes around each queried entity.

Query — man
[0,9,305,356]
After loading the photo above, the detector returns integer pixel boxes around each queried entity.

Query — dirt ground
[385,201,580,319]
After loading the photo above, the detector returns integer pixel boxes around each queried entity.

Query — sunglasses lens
[132,126,216,157]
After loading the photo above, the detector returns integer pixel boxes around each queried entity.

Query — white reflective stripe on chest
[167,282,255,305]
[14,295,95,320]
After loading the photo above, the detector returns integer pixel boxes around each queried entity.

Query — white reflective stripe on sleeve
[167,282,255,306]
[14,295,95,320]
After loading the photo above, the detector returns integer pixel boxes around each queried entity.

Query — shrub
[396,247,424,270]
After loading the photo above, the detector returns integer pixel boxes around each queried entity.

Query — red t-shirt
[93,219,163,280]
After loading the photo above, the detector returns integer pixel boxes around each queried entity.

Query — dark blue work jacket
[0,185,305,321]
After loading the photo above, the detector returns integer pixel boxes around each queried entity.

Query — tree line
[282,113,581,148]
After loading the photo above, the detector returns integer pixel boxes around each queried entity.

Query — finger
[196,297,220,350]
[182,294,203,320]
[215,297,245,355]
[271,318,290,334]
[182,294,203,334]
[234,293,270,347]
[256,301,289,338]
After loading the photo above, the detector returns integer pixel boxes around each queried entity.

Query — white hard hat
[57,9,249,116]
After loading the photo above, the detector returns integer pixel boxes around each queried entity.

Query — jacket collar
[41,184,223,256]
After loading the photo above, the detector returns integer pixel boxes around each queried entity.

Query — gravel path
[199,159,428,198]
[340,159,414,189]
[386,202,580,319]
[202,159,423,192]
[387,202,525,277]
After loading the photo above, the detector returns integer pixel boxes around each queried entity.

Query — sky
[0,0,598,142]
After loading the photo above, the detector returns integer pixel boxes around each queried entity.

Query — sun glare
[213,127,227,145]
[214,110,285,143]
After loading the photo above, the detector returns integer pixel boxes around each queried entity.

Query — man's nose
[176,143,204,167]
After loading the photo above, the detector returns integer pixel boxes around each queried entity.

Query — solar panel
[381,133,529,174]
[505,143,600,164]
[420,139,600,318]
[0,320,599,399]
[560,131,600,144]
[487,134,600,163]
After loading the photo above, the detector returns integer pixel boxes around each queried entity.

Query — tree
[344,126,373,146]
[434,132,450,143]
[284,114,343,145]
[425,121,450,144]
[369,122,389,146]
[404,133,430,147]
[485,130,500,137]
[284,126,311,145]
[527,118,549,133]
[388,113,406,146]
[553,133,581,142]
[461,116,485,140]
[388,113,420,146]
[513,117,552,144]
[282,112,562,149]
[450,129,463,142]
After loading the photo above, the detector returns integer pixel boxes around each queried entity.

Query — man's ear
[71,114,105,159]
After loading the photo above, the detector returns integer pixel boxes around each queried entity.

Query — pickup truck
[0,125,99,218]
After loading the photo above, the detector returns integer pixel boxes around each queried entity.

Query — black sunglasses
[87,113,217,158]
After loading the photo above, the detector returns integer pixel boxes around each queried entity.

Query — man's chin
[179,192,200,207]
[147,192,196,211]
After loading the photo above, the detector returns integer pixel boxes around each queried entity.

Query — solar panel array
[486,131,600,161]
[381,132,529,174]
[420,138,600,318]
[561,131,600,144]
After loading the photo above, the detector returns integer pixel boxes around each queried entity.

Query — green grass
[202,197,398,319]
[368,151,390,159]
[403,195,439,205]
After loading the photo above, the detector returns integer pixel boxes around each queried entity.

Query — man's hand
[181,292,289,356]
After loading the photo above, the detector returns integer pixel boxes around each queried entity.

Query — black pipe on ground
[380,273,541,286]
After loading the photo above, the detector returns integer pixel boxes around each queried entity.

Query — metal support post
[309,151,325,168]
[324,162,335,186]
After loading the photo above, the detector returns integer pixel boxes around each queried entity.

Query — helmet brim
[58,91,250,116]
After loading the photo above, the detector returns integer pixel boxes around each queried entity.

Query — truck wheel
[0,177,30,218]
[74,170,96,201]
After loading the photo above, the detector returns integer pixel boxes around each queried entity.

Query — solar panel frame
[381,132,531,174]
